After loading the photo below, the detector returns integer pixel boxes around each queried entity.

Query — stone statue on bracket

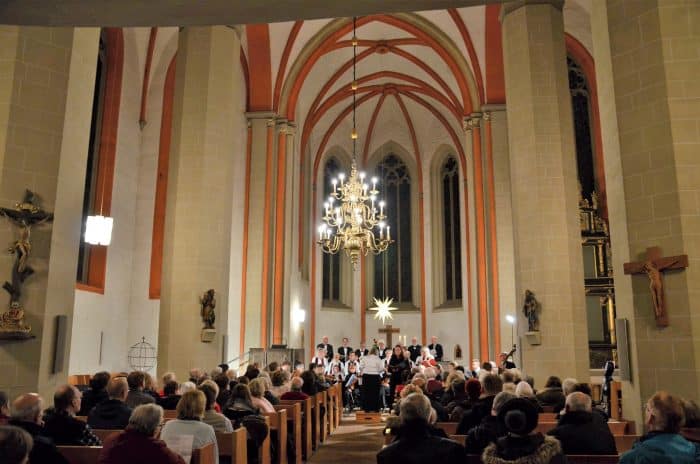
[522,289,541,332]
[200,289,216,343]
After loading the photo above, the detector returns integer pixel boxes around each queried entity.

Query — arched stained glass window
[441,156,462,302]
[374,154,412,303]
[322,157,341,302]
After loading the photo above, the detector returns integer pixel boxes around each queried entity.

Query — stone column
[158,26,241,377]
[600,0,700,403]
[501,0,589,381]
[0,27,98,399]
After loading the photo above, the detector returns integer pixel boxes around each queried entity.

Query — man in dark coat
[125,371,156,409]
[42,385,102,446]
[457,374,503,434]
[337,337,353,362]
[548,392,617,455]
[464,391,516,454]
[407,337,422,363]
[317,336,334,361]
[88,377,133,430]
[377,393,464,464]
[78,371,110,415]
[8,393,69,464]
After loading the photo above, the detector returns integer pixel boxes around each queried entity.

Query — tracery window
[322,157,341,303]
[374,154,412,303]
[441,156,462,302]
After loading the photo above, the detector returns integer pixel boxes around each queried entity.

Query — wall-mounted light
[505,314,516,350]
[293,308,306,325]
[85,214,114,245]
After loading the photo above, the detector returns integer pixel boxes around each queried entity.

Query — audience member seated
[9,393,69,464]
[535,376,566,413]
[269,370,290,399]
[161,390,219,464]
[548,392,617,455]
[562,378,577,397]
[99,404,185,464]
[0,392,9,425]
[377,393,464,464]
[43,385,102,446]
[258,373,279,406]
[482,398,564,464]
[515,381,543,412]
[143,373,161,401]
[198,381,233,432]
[179,381,197,394]
[158,381,182,410]
[245,365,260,381]
[125,371,156,409]
[621,391,699,464]
[411,376,448,422]
[450,378,482,423]
[682,399,700,443]
[280,377,309,401]
[457,374,503,434]
[224,383,259,427]
[189,368,203,384]
[0,424,33,464]
[443,377,468,415]
[77,371,110,415]
[249,378,275,413]
[464,391,516,454]
[159,372,176,396]
[214,374,232,409]
[87,376,132,430]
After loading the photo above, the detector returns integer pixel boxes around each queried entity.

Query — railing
[226,351,251,375]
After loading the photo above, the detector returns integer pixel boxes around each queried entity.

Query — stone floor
[306,413,386,463]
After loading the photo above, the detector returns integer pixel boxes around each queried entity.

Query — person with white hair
[99,404,186,464]
[8,393,69,464]
[515,379,543,412]
[377,393,464,463]
[547,392,617,455]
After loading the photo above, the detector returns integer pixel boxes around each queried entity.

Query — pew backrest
[216,428,247,463]
[263,408,288,464]
[192,442,216,464]
[92,429,121,443]
[614,434,639,453]
[435,422,458,435]
[57,446,102,464]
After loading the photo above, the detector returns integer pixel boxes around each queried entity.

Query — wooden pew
[315,391,327,443]
[58,446,101,464]
[335,383,342,427]
[216,428,247,464]
[274,403,302,464]
[449,434,466,446]
[92,429,121,442]
[566,456,619,464]
[615,434,639,453]
[326,387,335,434]
[536,420,627,436]
[539,412,558,422]
[435,422,458,435]
[259,415,272,464]
[308,393,321,449]
[280,398,312,460]
[263,408,288,464]
[192,442,217,464]
[163,409,178,419]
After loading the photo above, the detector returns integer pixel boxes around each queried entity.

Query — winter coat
[547,410,616,455]
[78,388,109,415]
[88,399,133,430]
[535,388,565,413]
[619,431,700,464]
[377,424,464,464]
[465,414,507,454]
[482,434,565,464]
[8,419,69,464]
[457,395,496,434]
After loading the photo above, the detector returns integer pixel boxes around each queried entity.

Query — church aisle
[307,414,386,464]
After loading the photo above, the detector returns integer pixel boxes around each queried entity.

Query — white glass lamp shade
[85,215,114,245]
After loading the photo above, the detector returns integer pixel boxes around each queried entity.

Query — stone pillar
[0,27,98,399]
[601,0,700,403]
[501,0,589,381]
[158,27,241,377]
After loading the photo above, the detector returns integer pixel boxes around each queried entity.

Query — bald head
[107,377,129,401]
[54,385,80,414]
[566,392,592,413]
[11,394,43,424]
[290,377,304,391]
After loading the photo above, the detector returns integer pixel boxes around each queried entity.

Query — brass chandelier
[317,17,393,269]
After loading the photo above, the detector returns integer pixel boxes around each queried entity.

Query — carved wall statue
[522,289,541,332]
[200,289,216,343]
[0,190,53,339]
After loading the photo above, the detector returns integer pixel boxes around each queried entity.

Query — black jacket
[43,408,102,446]
[87,399,132,430]
[8,420,69,464]
[548,410,617,455]
[464,414,507,454]
[126,390,155,409]
[457,395,496,434]
[428,343,443,361]
[78,388,109,415]
[407,344,422,362]
[157,394,181,410]
[377,424,464,464]
[337,346,353,361]
[317,343,334,360]
[536,388,566,413]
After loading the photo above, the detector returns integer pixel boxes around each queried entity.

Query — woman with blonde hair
[249,378,275,413]
[160,390,219,464]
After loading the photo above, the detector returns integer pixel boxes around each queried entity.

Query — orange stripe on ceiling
[239,123,253,355]
[149,55,176,300]
[484,115,500,354]
[565,34,607,221]
[84,28,124,293]
[139,27,157,127]
[485,5,505,104]
[272,128,287,344]
[260,122,275,349]
[246,24,273,112]
[471,123,489,360]
[448,9,485,105]
[273,21,303,112]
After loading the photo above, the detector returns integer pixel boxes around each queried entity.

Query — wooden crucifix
[623,246,688,327]
[378,324,400,347]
